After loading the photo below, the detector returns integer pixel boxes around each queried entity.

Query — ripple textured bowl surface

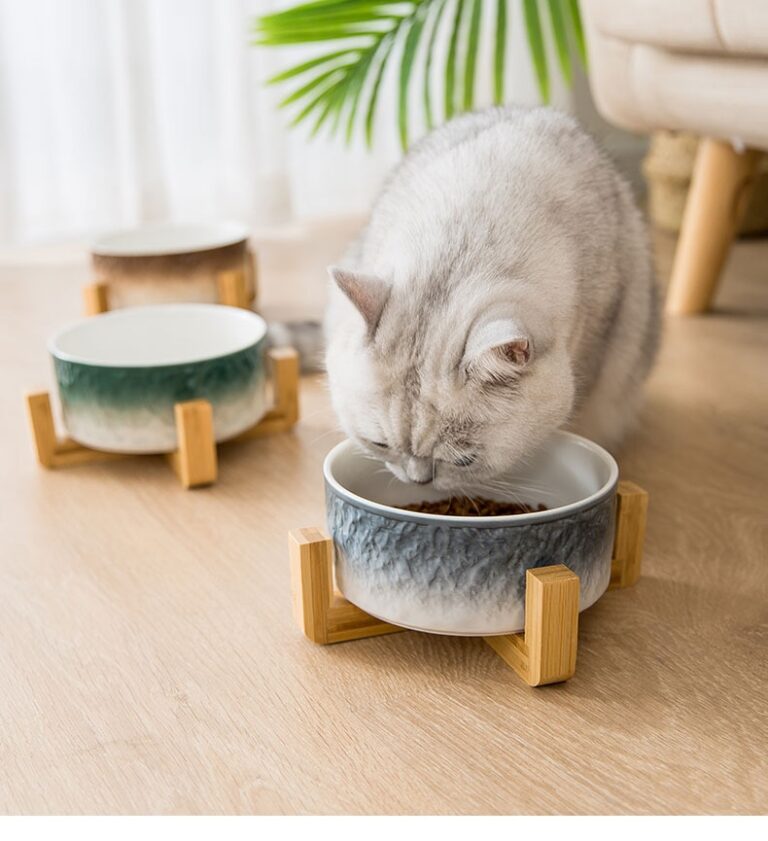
[49,304,267,453]
[324,433,619,636]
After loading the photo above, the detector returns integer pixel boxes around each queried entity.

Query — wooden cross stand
[26,347,299,489]
[26,268,298,488]
[289,481,648,687]
[82,267,252,316]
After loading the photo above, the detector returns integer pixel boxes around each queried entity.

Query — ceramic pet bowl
[49,304,268,453]
[91,222,256,307]
[324,432,619,636]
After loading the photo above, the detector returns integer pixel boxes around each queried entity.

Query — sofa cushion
[582,5,768,150]
[587,0,768,58]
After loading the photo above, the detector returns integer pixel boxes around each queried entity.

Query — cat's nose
[405,456,433,485]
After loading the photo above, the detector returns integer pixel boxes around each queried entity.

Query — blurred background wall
[0,0,645,243]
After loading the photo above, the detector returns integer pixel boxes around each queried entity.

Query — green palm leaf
[522,0,548,102]
[364,33,397,146]
[399,8,428,148]
[546,0,571,84]
[567,0,588,66]
[279,66,348,108]
[463,0,482,110]
[267,50,358,85]
[493,0,507,105]
[254,0,585,150]
[444,0,464,120]
[423,0,449,129]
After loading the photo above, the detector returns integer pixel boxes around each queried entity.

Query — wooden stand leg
[484,566,580,687]
[216,269,250,309]
[246,247,258,309]
[234,348,300,441]
[166,400,217,488]
[289,528,403,644]
[25,392,58,467]
[666,139,762,316]
[83,282,109,315]
[267,347,299,428]
[610,480,649,589]
[26,344,299,485]
[25,392,127,469]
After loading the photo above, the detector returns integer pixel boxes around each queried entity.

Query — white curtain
[0,0,578,246]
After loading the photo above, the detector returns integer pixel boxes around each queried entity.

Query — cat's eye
[453,454,477,467]
[370,441,388,449]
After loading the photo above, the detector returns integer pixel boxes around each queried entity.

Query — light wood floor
[0,233,766,815]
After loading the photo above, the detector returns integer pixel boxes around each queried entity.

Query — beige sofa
[582,0,768,314]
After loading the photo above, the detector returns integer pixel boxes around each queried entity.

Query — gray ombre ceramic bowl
[49,304,267,453]
[324,432,619,636]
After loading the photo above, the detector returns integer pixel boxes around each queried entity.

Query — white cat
[325,106,659,491]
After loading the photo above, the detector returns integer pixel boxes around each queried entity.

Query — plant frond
[423,0,449,129]
[493,0,507,105]
[279,66,349,108]
[398,6,428,149]
[444,0,464,120]
[462,0,482,110]
[567,0,588,66]
[523,0,549,102]
[364,32,397,146]
[546,0,571,84]
[266,50,358,86]
[255,0,586,149]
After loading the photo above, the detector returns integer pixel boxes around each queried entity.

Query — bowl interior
[326,432,618,521]
[50,304,266,367]
[91,222,248,257]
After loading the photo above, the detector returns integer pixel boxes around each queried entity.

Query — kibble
[399,496,548,517]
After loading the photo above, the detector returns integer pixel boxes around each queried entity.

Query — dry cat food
[399,496,548,517]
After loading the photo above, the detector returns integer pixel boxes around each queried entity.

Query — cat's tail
[266,320,324,373]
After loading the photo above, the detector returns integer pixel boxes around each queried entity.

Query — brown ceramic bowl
[91,223,256,308]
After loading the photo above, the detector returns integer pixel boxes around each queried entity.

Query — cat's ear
[464,319,532,382]
[328,266,391,334]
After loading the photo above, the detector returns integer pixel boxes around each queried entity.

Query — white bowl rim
[91,221,249,257]
[48,303,267,368]
[323,432,619,527]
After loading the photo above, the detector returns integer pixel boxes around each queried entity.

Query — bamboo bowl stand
[83,266,252,315]
[26,267,298,489]
[26,347,299,489]
[289,481,648,687]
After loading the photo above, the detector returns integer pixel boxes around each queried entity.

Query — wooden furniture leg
[484,566,580,686]
[666,139,762,316]
[288,528,403,644]
[609,480,649,589]
[83,282,109,315]
[165,400,218,489]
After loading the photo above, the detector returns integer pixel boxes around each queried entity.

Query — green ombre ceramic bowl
[49,304,268,453]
